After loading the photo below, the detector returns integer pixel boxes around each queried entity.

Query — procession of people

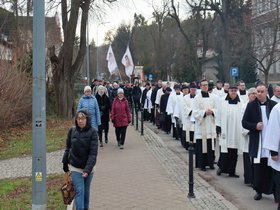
[65,77,280,210]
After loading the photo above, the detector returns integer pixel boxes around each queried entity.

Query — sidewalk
[90,125,194,209]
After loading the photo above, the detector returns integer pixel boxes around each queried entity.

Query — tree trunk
[264,71,269,86]
[49,0,90,117]
[222,0,231,82]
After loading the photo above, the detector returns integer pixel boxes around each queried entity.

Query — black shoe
[216,168,222,176]
[100,142,103,147]
[229,174,239,178]
[254,192,262,200]
[201,168,206,171]
[105,139,108,144]
[210,166,215,170]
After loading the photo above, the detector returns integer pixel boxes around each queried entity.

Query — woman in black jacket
[96,85,111,147]
[62,109,98,210]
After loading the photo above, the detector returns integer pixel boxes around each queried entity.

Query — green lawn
[0,174,66,210]
[0,117,73,160]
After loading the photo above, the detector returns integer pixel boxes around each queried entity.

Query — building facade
[252,0,280,84]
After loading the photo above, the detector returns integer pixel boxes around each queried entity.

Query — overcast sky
[88,0,157,46]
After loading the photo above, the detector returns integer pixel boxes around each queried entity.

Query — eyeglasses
[201,84,208,86]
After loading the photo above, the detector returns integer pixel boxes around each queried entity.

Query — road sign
[148,74,153,80]
[230,67,239,77]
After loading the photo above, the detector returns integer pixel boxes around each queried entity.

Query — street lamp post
[32,0,46,209]
[96,22,110,79]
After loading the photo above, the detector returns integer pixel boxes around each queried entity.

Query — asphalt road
[149,122,277,210]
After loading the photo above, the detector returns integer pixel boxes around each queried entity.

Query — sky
[88,0,162,46]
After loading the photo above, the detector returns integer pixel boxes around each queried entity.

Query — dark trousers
[253,158,273,195]
[150,108,155,123]
[162,114,171,133]
[195,139,214,169]
[115,126,127,146]
[217,148,238,175]
[143,109,150,121]
[243,152,253,184]
[98,122,109,142]
[273,169,280,202]
[134,100,141,111]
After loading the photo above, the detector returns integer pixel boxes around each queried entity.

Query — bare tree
[181,0,251,82]
[169,0,202,79]
[149,2,169,79]
[251,0,280,85]
[49,0,118,117]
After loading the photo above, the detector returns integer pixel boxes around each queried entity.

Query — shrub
[0,64,32,131]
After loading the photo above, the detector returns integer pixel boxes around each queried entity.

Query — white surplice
[216,97,244,153]
[193,92,217,153]
[264,103,280,171]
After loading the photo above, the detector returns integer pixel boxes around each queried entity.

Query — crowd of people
[64,77,280,210]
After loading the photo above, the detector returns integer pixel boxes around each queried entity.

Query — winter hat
[98,85,106,91]
[166,87,172,92]
[189,82,197,89]
[117,88,124,94]
[84,85,92,93]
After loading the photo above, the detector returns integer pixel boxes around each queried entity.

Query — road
[147,122,276,210]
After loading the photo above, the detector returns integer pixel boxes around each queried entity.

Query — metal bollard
[188,142,195,198]
[131,105,134,126]
[135,108,138,130]
[141,109,144,135]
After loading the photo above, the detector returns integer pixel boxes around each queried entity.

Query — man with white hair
[271,85,280,103]
[241,87,257,185]
[242,83,277,200]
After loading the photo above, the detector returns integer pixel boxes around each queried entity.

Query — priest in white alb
[264,103,280,210]
[193,79,216,171]
[216,85,244,178]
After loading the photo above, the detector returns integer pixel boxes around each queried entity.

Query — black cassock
[252,158,273,195]
[160,92,172,133]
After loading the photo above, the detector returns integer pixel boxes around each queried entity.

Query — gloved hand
[100,105,105,111]
[63,163,69,172]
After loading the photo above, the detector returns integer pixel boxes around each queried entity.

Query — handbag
[61,172,75,205]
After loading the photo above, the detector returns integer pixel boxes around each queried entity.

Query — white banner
[121,46,134,77]
[106,44,118,75]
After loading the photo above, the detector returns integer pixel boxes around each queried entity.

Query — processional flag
[121,45,134,77]
[106,44,118,75]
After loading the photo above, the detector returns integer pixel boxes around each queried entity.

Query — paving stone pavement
[140,124,238,210]
[0,150,64,179]
[0,121,238,210]
[90,125,194,209]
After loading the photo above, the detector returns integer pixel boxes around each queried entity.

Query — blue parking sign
[230,67,239,77]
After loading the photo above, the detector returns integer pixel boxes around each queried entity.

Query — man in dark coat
[159,87,172,133]
[132,82,142,111]
[242,83,277,201]
[150,81,162,124]
[141,82,151,121]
